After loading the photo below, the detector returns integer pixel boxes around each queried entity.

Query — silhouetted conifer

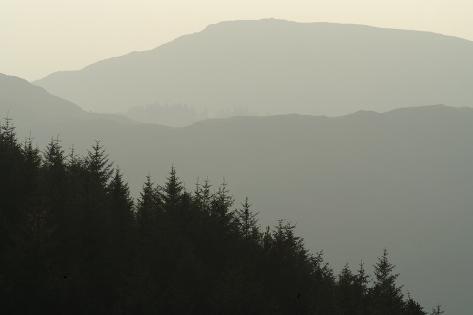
[163,166,184,212]
[86,140,113,185]
[136,175,162,231]
[404,293,426,315]
[210,180,234,225]
[193,177,213,215]
[370,249,405,315]
[235,197,259,240]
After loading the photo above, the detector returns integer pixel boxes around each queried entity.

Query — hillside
[0,73,137,126]
[0,73,84,120]
[1,124,427,314]
[2,75,473,313]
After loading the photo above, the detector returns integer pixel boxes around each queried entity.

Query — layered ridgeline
[0,73,85,120]
[0,73,137,126]
[2,74,472,313]
[35,19,473,125]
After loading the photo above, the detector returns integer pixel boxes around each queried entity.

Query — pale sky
[2,0,472,81]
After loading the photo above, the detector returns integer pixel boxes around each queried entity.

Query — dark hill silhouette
[2,74,472,313]
[35,19,473,124]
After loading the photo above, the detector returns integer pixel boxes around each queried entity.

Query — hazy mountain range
[0,73,133,126]
[1,72,472,313]
[35,19,473,126]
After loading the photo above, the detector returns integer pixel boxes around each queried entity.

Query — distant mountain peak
[34,20,473,121]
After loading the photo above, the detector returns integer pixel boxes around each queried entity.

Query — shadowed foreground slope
[0,123,429,314]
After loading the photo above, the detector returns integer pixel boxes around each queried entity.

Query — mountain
[0,73,84,121]
[35,19,473,123]
[2,75,473,313]
[0,73,135,126]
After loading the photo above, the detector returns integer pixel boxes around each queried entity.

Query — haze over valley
[2,7,472,314]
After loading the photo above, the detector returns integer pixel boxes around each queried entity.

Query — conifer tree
[136,175,162,230]
[354,261,369,294]
[0,117,17,147]
[262,225,272,250]
[370,249,405,315]
[404,293,426,315]
[350,260,370,314]
[107,168,134,235]
[86,140,113,186]
[21,135,43,231]
[337,263,356,313]
[42,137,67,220]
[105,168,135,309]
[235,197,259,240]
[193,177,213,214]
[43,137,65,169]
[163,166,184,212]
[23,136,41,172]
[210,180,234,225]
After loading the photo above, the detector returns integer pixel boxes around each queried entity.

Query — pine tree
[272,220,306,258]
[262,225,272,251]
[21,136,42,215]
[105,168,135,310]
[351,260,370,314]
[404,293,426,315]
[42,138,67,220]
[193,177,213,215]
[86,140,113,186]
[354,261,369,294]
[39,137,69,310]
[21,136,42,237]
[43,137,65,169]
[163,166,184,212]
[370,249,405,315]
[0,117,17,148]
[210,180,234,226]
[337,264,359,314]
[136,175,162,230]
[235,197,259,240]
[22,135,43,230]
[77,141,115,311]
[107,168,134,234]
[23,136,41,172]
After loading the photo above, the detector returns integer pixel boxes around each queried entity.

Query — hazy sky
[3,0,472,80]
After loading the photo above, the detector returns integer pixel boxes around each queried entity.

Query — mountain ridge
[34,19,473,122]
[38,18,473,77]
[0,73,141,126]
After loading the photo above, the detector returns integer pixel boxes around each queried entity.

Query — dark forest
[0,119,441,315]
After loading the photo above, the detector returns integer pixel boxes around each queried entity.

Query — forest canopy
[0,119,440,314]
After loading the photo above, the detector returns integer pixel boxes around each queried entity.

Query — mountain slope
[0,73,137,126]
[36,19,473,119]
[2,75,473,313]
[0,73,84,120]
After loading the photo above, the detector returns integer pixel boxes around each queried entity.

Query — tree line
[0,119,443,314]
